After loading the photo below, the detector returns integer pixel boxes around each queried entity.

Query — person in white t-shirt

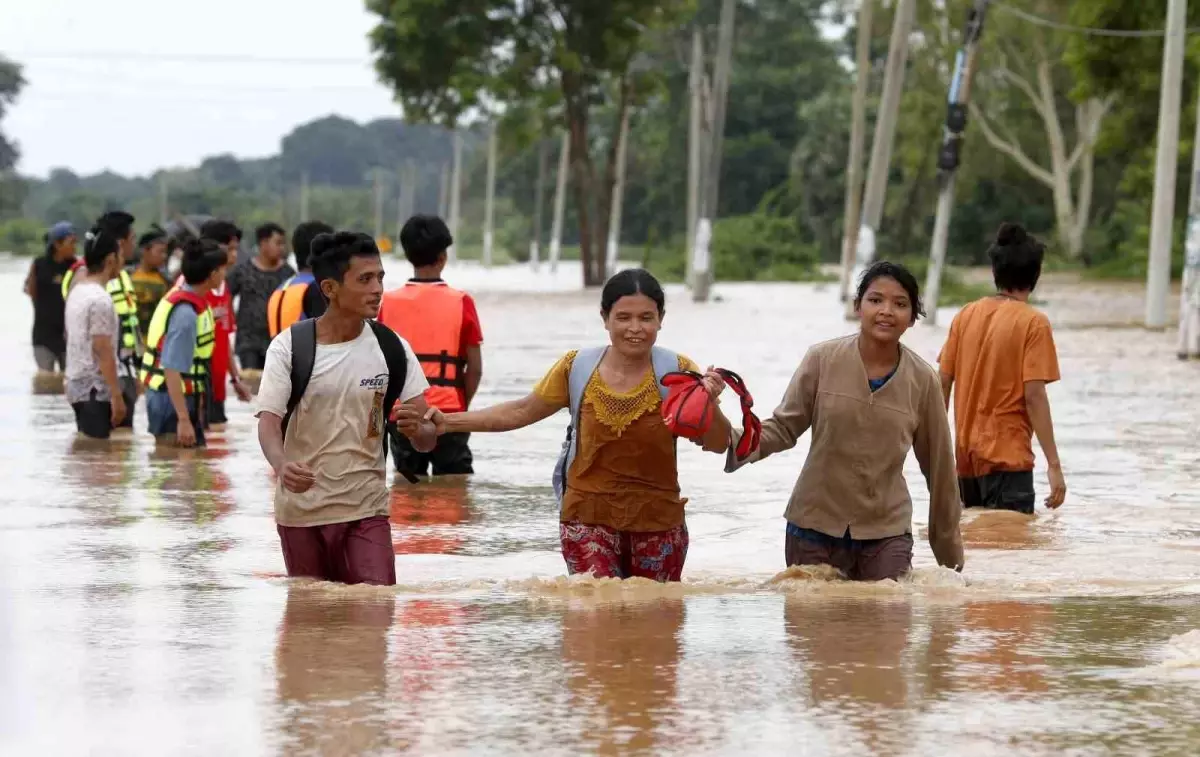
[254,231,436,585]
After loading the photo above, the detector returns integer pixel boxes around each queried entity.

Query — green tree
[0,56,26,218]
[365,0,691,286]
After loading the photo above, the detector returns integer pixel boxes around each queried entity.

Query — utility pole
[605,107,632,279]
[847,0,917,317]
[1177,77,1200,357]
[1146,0,1189,329]
[448,130,463,263]
[404,161,416,220]
[438,163,449,218]
[483,124,498,267]
[838,0,874,303]
[549,131,570,273]
[686,27,705,290]
[158,173,169,227]
[299,171,310,223]
[395,164,405,245]
[925,0,990,326]
[372,168,385,244]
[693,0,736,304]
[530,139,548,269]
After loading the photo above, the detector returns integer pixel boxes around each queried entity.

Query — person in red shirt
[377,215,483,477]
[196,220,251,424]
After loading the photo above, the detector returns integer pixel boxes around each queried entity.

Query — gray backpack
[551,346,679,505]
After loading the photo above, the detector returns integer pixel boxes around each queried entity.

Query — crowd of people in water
[24,211,1065,587]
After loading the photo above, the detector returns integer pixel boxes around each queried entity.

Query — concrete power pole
[1146,0,1189,329]
[605,107,632,279]
[549,131,570,273]
[158,173,169,227]
[299,171,310,223]
[924,0,990,326]
[838,0,874,304]
[483,124,498,267]
[530,139,549,269]
[847,0,917,317]
[372,169,385,245]
[448,131,463,263]
[438,163,449,218]
[686,27,705,290]
[693,0,737,304]
[1176,78,1200,357]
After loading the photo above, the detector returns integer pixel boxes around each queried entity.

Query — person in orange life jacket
[197,219,252,424]
[266,220,335,338]
[394,269,732,582]
[144,238,228,448]
[377,214,483,478]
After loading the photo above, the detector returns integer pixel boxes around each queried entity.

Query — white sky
[1,0,401,178]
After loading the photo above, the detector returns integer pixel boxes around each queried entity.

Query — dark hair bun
[996,222,1027,246]
[308,232,338,260]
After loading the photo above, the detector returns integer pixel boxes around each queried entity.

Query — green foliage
[0,56,25,174]
[0,217,46,256]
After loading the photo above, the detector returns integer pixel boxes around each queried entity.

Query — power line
[993,1,1200,38]
[8,50,369,66]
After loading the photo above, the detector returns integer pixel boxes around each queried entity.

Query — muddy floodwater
[3,256,1200,756]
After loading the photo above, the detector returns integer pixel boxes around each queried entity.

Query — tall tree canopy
[366,0,691,285]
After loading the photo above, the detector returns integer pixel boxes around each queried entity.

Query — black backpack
[282,318,420,483]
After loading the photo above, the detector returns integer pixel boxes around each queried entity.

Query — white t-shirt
[64,280,119,403]
[254,323,428,527]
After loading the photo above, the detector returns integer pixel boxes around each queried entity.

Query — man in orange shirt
[938,223,1067,514]
[377,215,483,478]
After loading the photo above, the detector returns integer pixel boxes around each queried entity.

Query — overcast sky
[1,0,401,178]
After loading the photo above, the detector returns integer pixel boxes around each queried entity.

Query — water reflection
[560,597,685,755]
[389,480,473,555]
[143,445,235,524]
[275,584,397,754]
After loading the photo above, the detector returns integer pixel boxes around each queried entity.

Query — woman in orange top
[395,269,732,582]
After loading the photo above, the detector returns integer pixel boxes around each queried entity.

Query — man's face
[224,238,240,265]
[142,241,167,270]
[322,255,384,319]
[120,231,135,262]
[206,264,228,292]
[260,232,285,264]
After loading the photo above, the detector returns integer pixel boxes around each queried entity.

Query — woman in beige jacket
[727,261,963,581]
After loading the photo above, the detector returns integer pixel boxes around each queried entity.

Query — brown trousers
[785,526,913,582]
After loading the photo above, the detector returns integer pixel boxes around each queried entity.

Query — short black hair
[180,237,228,285]
[600,268,666,317]
[310,231,381,286]
[138,224,168,249]
[255,222,286,244]
[399,214,453,267]
[96,211,135,241]
[292,220,334,270]
[854,261,925,324]
[989,222,1046,293]
[199,219,242,246]
[83,226,121,273]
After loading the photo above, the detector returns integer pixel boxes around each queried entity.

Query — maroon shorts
[277,515,397,586]
[559,521,688,582]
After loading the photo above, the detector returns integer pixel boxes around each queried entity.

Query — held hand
[110,393,127,427]
[701,365,726,399]
[176,420,197,448]
[233,378,252,403]
[391,403,445,437]
[278,461,316,493]
[423,406,446,436]
[1045,464,1067,509]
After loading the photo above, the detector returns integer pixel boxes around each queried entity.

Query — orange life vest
[377,281,468,412]
[267,273,316,338]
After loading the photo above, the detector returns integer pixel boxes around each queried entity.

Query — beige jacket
[728,335,964,570]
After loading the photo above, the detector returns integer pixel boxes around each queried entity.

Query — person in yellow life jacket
[64,211,143,429]
[377,215,484,478]
[140,238,227,448]
[267,220,335,338]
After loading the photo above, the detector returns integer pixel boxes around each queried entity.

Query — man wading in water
[254,232,435,585]
[939,223,1067,513]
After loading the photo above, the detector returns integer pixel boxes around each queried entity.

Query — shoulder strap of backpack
[567,347,607,425]
[282,318,317,438]
[650,346,678,401]
[368,320,420,484]
[368,319,409,419]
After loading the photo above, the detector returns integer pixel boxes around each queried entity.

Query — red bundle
[660,368,762,459]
